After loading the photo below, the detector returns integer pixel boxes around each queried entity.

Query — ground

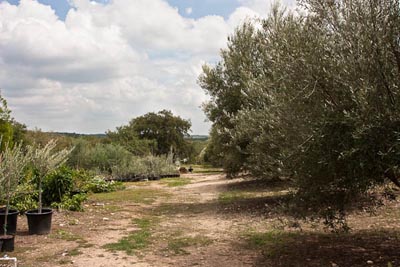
[3,171,400,267]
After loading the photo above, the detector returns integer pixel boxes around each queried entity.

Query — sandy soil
[6,174,259,267]
[4,173,400,267]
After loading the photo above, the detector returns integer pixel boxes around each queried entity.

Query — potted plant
[0,143,30,252]
[26,140,71,235]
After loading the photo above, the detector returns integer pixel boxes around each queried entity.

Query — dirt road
[12,173,263,267]
[8,172,400,267]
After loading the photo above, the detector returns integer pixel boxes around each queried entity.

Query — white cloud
[0,0,273,134]
[185,7,192,15]
[239,0,298,16]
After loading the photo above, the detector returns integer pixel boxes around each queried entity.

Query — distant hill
[186,135,209,141]
[54,132,106,138]
[54,132,208,140]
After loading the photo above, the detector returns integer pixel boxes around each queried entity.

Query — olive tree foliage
[0,142,31,234]
[199,0,400,222]
[199,22,269,175]
[29,140,72,213]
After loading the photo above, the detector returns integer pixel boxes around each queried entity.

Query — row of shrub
[68,140,180,179]
[6,150,180,212]
[8,166,124,212]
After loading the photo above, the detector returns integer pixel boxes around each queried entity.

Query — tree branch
[385,168,400,188]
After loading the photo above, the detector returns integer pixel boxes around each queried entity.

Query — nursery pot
[0,235,15,252]
[0,209,19,235]
[26,208,53,235]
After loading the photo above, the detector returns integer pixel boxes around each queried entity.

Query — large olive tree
[199,0,400,226]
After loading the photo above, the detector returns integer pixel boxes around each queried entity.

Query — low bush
[42,166,74,205]
[52,193,87,212]
[10,183,38,212]
[84,176,125,193]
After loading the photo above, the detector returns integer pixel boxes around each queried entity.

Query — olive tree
[199,0,400,226]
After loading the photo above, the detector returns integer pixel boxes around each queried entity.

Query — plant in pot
[26,140,71,235]
[0,142,30,252]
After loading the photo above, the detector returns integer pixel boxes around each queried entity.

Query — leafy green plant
[0,142,31,235]
[52,193,87,212]
[28,140,72,213]
[42,166,74,205]
[84,177,125,193]
[10,183,38,213]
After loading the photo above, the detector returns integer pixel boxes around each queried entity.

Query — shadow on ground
[152,194,290,218]
[250,229,400,267]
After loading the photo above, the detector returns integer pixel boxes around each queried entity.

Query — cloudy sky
[0,0,296,135]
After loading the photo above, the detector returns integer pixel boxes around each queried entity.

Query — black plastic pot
[0,235,15,252]
[0,209,19,235]
[26,208,53,235]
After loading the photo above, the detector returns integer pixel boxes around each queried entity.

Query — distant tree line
[199,0,400,224]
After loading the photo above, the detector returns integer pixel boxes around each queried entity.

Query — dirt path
[72,173,259,267]
[7,173,400,267]
[10,173,262,267]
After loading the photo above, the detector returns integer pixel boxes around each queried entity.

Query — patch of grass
[167,234,213,255]
[125,181,151,187]
[49,229,83,242]
[90,188,169,204]
[68,248,83,256]
[102,204,125,212]
[219,189,289,205]
[37,253,56,263]
[161,178,192,187]
[243,230,297,257]
[219,191,252,204]
[103,217,156,255]
[188,165,223,174]
[78,242,95,248]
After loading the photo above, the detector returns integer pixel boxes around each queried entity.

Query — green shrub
[42,166,74,205]
[52,193,87,212]
[85,177,125,193]
[10,183,38,212]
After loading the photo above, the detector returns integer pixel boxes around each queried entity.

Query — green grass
[188,165,223,174]
[49,230,83,242]
[166,234,213,255]
[161,178,192,187]
[90,188,169,204]
[243,230,297,257]
[218,190,252,204]
[103,217,156,255]
[68,248,83,256]
[219,188,289,204]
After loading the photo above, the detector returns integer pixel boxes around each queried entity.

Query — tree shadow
[225,178,293,193]
[152,194,290,218]
[251,229,400,267]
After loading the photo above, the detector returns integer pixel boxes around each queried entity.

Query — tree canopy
[199,0,400,224]
[107,110,192,157]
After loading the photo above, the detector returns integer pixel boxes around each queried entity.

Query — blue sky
[1,0,241,20]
